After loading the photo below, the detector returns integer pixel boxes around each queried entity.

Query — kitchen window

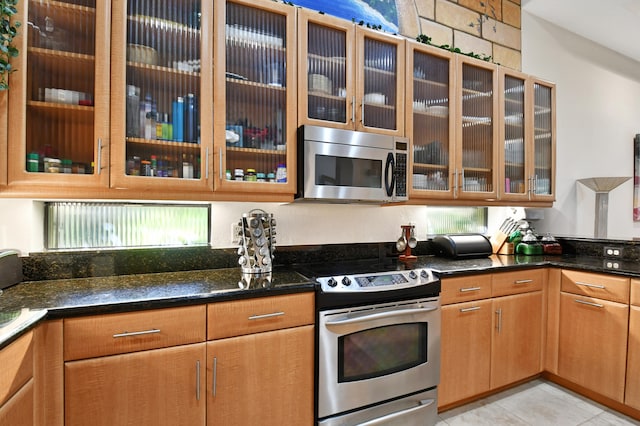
[44,202,210,250]
[426,207,487,235]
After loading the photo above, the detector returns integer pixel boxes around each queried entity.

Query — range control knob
[420,270,429,278]
[408,270,418,280]
[327,277,338,287]
[342,276,352,286]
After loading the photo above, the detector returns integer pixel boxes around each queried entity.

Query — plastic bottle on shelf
[173,97,184,142]
[185,93,196,143]
[276,163,286,183]
[126,85,140,137]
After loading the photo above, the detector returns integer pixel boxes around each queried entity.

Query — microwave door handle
[385,153,395,196]
[325,306,437,327]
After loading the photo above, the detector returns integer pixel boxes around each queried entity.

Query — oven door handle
[357,398,436,426]
[325,306,437,327]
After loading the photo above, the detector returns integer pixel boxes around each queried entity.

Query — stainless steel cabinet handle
[495,308,502,333]
[351,96,355,123]
[326,306,437,327]
[514,279,533,284]
[460,286,481,292]
[460,306,481,313]
[575,281,606,289]
[196,360,201,401]
[248,311,284,321]
[112,329,161,338]
[574,299,604,308]
[358,399,435,426]
[218,147,222,179]
[97,138,102,175]
[212,357,218,397]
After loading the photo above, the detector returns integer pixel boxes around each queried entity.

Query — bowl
[127,44,158,65]
[363,93,386,105]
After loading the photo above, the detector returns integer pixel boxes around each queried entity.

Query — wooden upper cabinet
[7,0,111,192]
[454,55,499,200]
[213,0,297,197]
[405,40,456,200]
[298,9,405,136]
[110,0,214,194]
[528,77,555,202]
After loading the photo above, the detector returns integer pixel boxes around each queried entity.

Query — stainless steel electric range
[303,260,441,426]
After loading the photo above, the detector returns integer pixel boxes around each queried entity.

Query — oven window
[315,155,382,188]
[338,323,427,382]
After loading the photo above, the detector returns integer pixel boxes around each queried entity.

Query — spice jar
[245,168,257,182]
[27,152,39,172]
[234,168,244,181]
[44,157,61,173]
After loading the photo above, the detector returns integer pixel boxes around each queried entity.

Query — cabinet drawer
[64,305,206,361]
[631,279,640,306]
[492,269,544,297]
[208,292,314,340]
[0,331,33,408]
[440,275,492,305]
[561,270,629,304]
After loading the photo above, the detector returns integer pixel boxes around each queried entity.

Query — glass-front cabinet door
[297,9,354,131]
[356,27,404,136]
[8,0,110,190]
[499,69,529,202]
[298,10,404,137]
[214,0,296,195]
[530,78,555,201]
[455,56,498,199]
[110,0,212,192]
[406,40,455,199]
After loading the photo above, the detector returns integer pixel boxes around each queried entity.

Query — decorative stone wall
[397,0,522,70]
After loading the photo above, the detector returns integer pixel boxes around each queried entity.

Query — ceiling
[521,0,640,63]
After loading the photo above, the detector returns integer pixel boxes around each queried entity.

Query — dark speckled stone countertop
[0,267,313,348]
[2,251,640,349]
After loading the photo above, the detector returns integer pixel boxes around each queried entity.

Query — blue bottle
[172,97,184,142]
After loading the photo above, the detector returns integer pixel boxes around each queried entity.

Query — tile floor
[436,379,640,425]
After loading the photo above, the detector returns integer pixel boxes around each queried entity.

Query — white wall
[522,12,640,240]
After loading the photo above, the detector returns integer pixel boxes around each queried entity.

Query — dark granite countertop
[0,267,313,348]
[2,253,639,349]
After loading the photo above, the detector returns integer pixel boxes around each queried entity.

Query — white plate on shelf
[363,93,386,105]
[428,105,448,116]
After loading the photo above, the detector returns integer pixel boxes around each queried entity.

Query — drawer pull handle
[459,306,481,313]
[459,287,481,292]
[514,279,533,284]
[248,311,284,321]
[575,281,606,290]
[574,299,604,308]
[112,329,161,338]
[495,308,502,333]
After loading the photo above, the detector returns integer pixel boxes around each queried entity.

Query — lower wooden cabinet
[558,292,628,402]
[491,291,543,389]
[0,330,34,426]
[439,270,544,409]
[440,299,492,406]
[65,343,206,426]
[206,325,314,426]
[626,305,640,409]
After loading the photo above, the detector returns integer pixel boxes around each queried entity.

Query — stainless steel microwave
[296,126,408,203]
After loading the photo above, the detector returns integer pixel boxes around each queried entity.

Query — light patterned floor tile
[437,379,640,426]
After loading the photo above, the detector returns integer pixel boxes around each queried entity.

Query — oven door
[301,139,395,202]
[317,297,440,419]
